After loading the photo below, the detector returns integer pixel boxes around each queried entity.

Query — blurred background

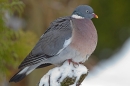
[0,0,130,86]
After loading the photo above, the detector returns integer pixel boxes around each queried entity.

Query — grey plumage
[72,5,95,19]
[9,5,98,83]
[18,16,72,69]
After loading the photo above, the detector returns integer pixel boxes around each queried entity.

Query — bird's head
[71,5,98,19]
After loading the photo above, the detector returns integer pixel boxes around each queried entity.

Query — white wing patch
[63,38,72,47]
[57,38,72,55]
[40,34,44,38]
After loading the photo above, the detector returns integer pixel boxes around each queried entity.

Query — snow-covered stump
[39,61,88,86]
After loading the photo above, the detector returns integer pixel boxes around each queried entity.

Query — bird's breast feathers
[70,18,97,56]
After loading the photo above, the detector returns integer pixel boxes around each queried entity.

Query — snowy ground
[82,38,130,86]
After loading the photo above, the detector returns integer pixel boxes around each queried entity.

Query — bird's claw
[68,59,79,68]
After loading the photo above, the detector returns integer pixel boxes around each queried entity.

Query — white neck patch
[71,14,84,19]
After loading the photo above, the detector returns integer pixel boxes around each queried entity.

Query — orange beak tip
[95,15,98,18]
[93,13,98,18]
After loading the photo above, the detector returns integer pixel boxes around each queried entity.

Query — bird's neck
[71,14,84,19]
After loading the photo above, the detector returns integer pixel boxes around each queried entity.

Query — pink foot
[68,59,79,67]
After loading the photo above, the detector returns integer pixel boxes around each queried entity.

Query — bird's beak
[92,13,98,18]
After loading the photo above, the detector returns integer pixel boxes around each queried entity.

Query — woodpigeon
[9,5,98,82]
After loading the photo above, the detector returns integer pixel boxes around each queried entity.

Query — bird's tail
[9,66,35,82]
[9,63,51,82]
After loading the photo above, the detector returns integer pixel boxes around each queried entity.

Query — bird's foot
[79,62,83,64]
[68,59,79,68]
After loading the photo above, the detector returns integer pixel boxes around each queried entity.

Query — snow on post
[39,61,88,86]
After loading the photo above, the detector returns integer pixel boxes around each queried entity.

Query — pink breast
[70,19,98,56]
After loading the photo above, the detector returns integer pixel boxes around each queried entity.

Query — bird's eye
[86,10,89,13]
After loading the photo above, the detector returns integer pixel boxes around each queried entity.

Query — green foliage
[0,0,37,79]
[0,0,25,16]
[0,28,37,76]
